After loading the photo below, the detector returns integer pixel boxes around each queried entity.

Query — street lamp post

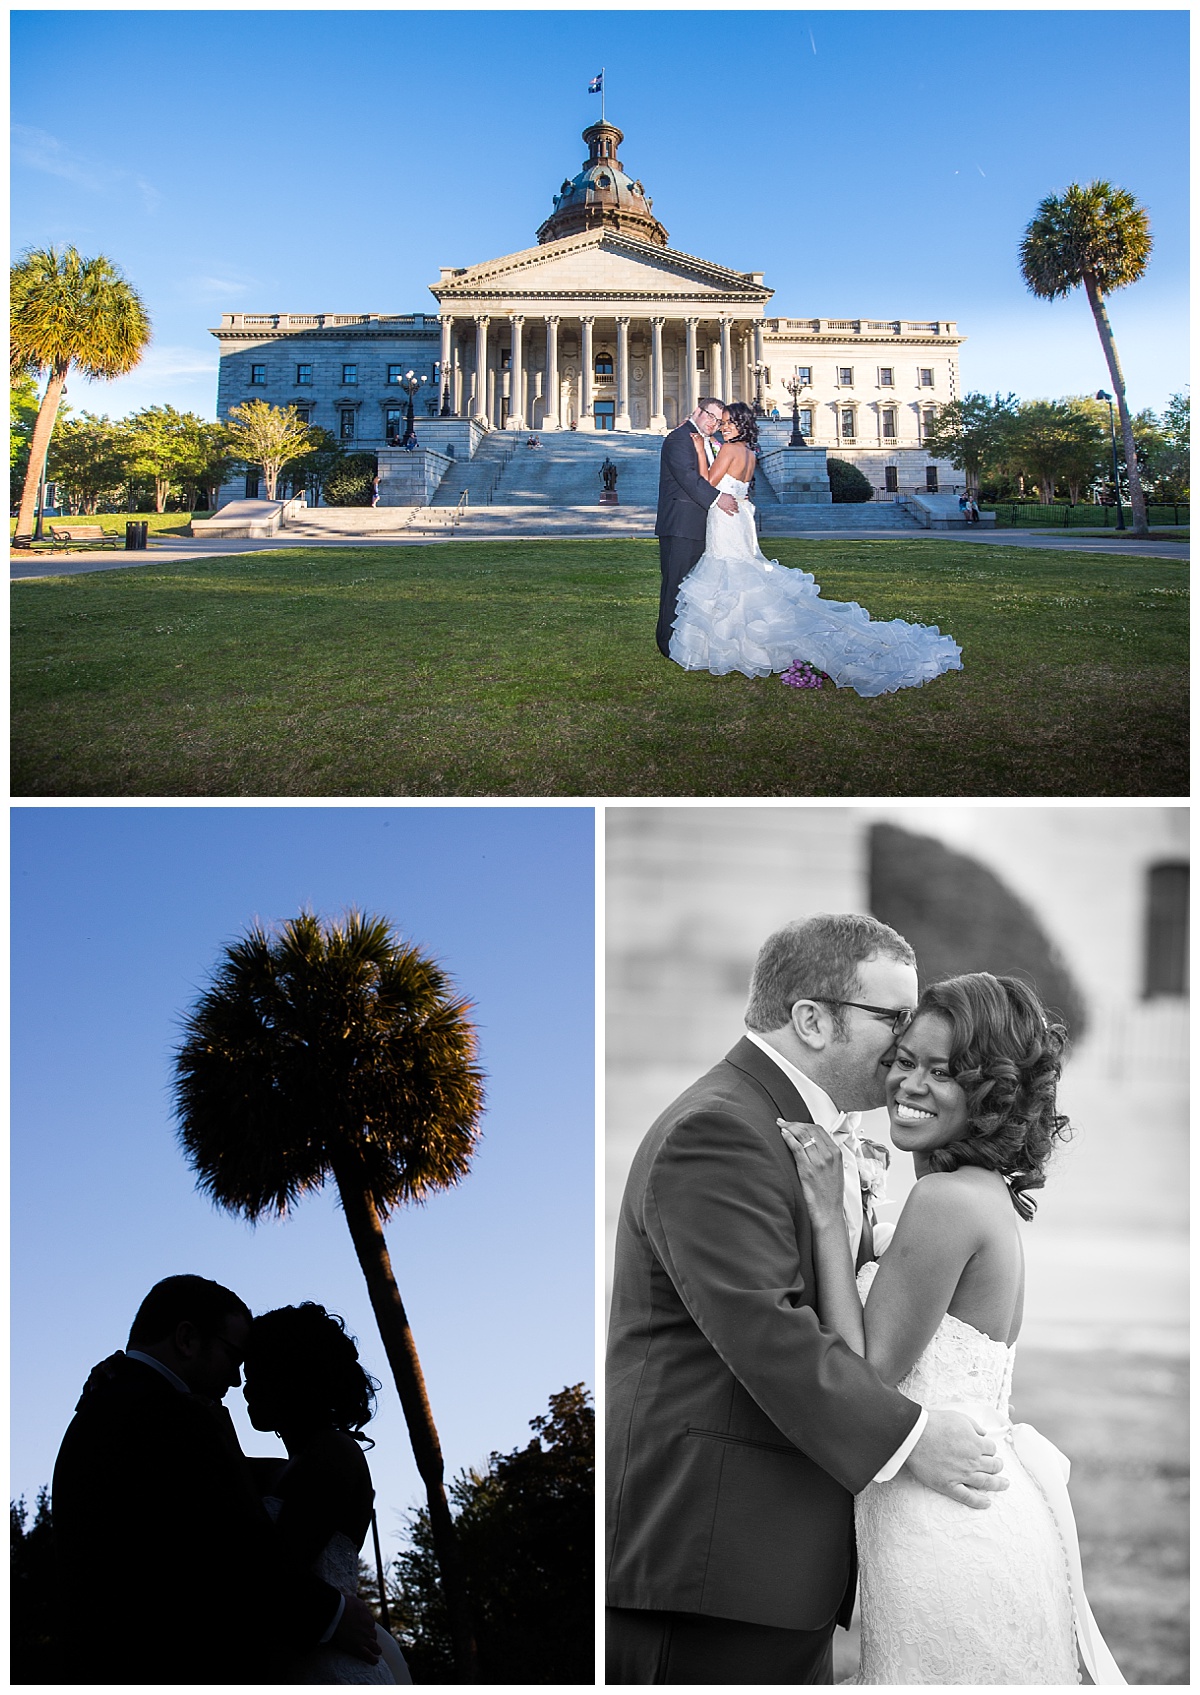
[400,371,427,447]
[752,360,768,418]
[782,373,809,447]
[1095,389,1125,532]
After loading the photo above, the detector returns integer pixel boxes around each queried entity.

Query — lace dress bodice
[852,1261,1081,1685]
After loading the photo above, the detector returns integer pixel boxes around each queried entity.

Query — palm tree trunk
[331,1156,479,1681]
[1084,275,1149,536]
[14,365,68,546]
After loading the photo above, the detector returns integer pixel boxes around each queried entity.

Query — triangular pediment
[430,230,772,306]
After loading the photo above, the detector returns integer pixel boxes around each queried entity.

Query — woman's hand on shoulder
[779,1120,844,1230]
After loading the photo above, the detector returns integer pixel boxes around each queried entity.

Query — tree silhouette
[1019,182,1153,535]
[10,245,151,545]
[172,909,485,1679]
[390,1385,594,1684]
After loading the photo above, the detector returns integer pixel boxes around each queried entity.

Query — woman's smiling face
[885,1011,969,1173]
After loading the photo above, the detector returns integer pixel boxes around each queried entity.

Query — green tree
[825,456,872,503]
[1019,181,1153,534]
[10,245,151,545]
[11,1487,63,1682]
[10,374,41,509]
[1142,392,1189,501]
[47,413,130,515]
[390,1386,594,1684]
[225,400,314,500]
[1007,400,1103,504]
[323,451,379,507]
[280,425,344,506]
[920,392,1019,495]
[171,910,485,1681]
[125,405,225,512]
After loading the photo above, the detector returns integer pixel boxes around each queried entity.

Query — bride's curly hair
[915,973,1071,1220]
[244,1303,380,1445]
[723,401,759,454]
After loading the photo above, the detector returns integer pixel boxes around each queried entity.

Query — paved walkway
[11,526,1187,578]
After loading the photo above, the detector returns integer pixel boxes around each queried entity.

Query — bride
[669,402,964,694]
[243,1303,412,1684]
[782,973,1125,1685]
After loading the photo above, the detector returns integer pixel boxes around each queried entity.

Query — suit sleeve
[643,1105,920,1493]
[664,428,721,513]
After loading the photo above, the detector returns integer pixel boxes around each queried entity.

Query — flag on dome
[588,72,603,93]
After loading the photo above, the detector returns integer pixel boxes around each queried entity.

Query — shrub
[826,457,873,503]
[323,452,378,507]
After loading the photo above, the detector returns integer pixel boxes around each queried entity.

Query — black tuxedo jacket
[605,1037,921,1631]
[655,421,721,542]
[52,1354,341,1684]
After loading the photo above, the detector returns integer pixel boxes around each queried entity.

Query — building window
[799,407,813,436]
[919,367,935,387]
[695,349,707,372]
[296,363,313,385]
[385,407,403,445]
[342,364,358,385]
[249,363,266,386]
[244,470,260,499]
[885,466,899,492]
[925,465,939,492]
[922,407,937,438]
[594,399,616,430]
[387,365,404,385]
[879,367,894,386]
[294,405,312,423]
[1144,863,1189,996]
[838,367,854,386]
[500,349,512,371]
[881,407,897,438]
[841,408,856,439]
[795,366,811,385]
[340,408,356,441]
[594,351,613,377]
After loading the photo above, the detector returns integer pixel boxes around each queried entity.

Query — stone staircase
[759,501,923,534]
[431,427,665,509]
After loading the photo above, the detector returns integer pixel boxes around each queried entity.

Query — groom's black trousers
[606,1605,835,1684]
[656,535,705,655]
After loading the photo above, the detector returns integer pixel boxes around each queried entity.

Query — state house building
[212,117,962,491]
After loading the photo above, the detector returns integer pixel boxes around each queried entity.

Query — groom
[52,1274,381,1684]
[654,397,739,657]
[606,914,1007,1684]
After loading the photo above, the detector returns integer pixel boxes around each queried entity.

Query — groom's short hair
[127,1275,252,1348]
[696,395,726,413]
[744,913,916,1034]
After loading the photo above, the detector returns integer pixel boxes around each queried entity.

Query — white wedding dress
[852,1261,1124,1685]
[669,475,963,694]
[264,1496,412,1684]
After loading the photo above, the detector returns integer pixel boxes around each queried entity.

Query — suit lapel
[725,1035,813,1126]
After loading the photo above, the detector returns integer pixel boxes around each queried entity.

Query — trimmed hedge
[826,457,873,503]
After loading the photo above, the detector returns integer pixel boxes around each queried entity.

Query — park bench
[47,525,122,550]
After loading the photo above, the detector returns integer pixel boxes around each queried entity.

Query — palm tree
[172,910,485,1680]
[1019,182,1153,536]
[10,246,151,546]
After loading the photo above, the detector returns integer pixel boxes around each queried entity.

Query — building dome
[536,120,669,247]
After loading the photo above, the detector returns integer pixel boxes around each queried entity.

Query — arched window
[1144,862,1189,996]
[595,351,614,377]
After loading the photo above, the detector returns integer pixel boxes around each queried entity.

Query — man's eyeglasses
[819,1000,914,1035]
[701,408,724,423]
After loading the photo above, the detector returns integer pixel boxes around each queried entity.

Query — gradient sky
[11,805,594,1568]
[11,9,1189,420]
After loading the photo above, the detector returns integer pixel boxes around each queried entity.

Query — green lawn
[10,537,1188,797]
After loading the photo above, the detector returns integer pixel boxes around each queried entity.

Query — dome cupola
[536,120,669,247]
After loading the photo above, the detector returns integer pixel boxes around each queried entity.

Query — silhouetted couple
[52,1274,412,1684]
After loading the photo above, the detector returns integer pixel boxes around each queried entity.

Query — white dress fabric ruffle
[669,475,963,695]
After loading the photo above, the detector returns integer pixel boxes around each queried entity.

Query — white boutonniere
[856,1137,890,1203]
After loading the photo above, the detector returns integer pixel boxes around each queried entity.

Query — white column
[507,314,525,429]
[544,316,560,430]
[614,316,632,431]
[650,316,666,431]
[719,318,733,403]
[472,315,489,422]
[684,318,699,416]
[753,321,765,414]
[740,327,751,407]
[439,315,453,413]
[579,316,595,430]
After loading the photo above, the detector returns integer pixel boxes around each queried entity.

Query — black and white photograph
[605,805,1187,1685]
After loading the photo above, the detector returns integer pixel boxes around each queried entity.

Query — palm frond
[10,245,151,382]
[1019,181,1152,301]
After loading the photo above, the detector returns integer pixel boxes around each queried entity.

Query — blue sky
[11,806,594,1567]
[11,9,1189,420]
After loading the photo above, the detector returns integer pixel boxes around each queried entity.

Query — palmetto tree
[1019,182,1152,535]
[172,910,485,1680]
[10,246,151,545]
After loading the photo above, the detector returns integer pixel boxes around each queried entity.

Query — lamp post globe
[401,370,427,447]
[782,373,809,447]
